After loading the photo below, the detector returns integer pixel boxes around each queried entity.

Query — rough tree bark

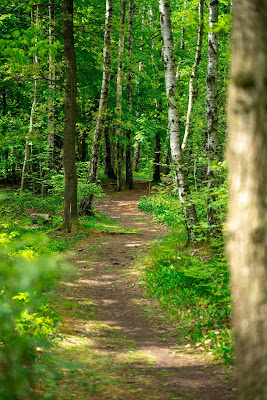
[206,0,221,236]
[80,0,114,214]
[125,0,135,190]
[227,1,267,399]
[159,0,198,243]
[62,0,79,232]
[181,0,204,152]
[116,0,127,192]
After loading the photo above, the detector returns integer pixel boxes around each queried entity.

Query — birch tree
[61,0,79,231]
[80,0,114,214]
[181,0,204,152]
[206,0,221,235]
[227,1,267,398]
[20,5,39,193]
[116,0,127,192]
[159,0,198,243]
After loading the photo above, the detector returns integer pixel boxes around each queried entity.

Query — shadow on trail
[59,180,235,400]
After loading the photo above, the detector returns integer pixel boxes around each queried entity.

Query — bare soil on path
[62,181,236,400]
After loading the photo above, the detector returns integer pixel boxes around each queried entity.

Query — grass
[138,186,233,364]
[0,188,137,251]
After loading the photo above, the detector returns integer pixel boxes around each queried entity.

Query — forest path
[60,181,235,400]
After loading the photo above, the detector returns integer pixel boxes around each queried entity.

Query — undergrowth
[138,183,233,364]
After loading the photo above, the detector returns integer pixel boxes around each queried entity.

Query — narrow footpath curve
[63,181,235,400]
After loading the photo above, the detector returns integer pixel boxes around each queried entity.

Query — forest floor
[55,180,236,400]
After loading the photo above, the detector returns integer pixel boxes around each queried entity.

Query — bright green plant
[0,234,64,399]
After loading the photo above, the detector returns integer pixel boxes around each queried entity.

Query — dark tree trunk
[162,143,171,176]
[125,0,135,190]
[153,132,161,183]
[62,0,79,232]
[116,0,127,192]
[80,0,114,215]
[104,129,116,179]
[133,143,140,172]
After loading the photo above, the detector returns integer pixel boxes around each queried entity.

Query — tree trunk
[80,0,114,215]
[47,0,56,160]
[132,6,146,174]
[62,0,79,232]
[206,0,221,236]
[227,1,267,399]
[150,7,162,183]
[104,128,116,179]
[152,131,161,183]
[159,0,198,243]
[162,142,171,176]
[116,0,127,192]
[125,0,135,190]
[176,0,186,81]
[133,144,140,172]
[21,5,39,194]
[182,0,204,152]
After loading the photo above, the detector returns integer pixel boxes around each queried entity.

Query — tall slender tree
[80,0,114,215]
[159,0,198,243]
[20,5,39,193]
[62,0,79,231]
[182,0,204,152]
[150,6,162,183]
[206,0,221,236]
[125,0,135,190]
[227,1,267,398]
[116,0,127,192]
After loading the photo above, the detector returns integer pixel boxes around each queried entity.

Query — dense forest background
[0,0,231,226]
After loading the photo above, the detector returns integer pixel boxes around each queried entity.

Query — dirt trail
[64,181,235,400]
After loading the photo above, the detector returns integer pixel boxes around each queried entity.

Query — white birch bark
[80,0,113,214]
[206,0,220,235]
[176,0,186,80]
[21,6,39,193]
[116,0,127,192]
[182,0,204,152]
[159,0,198,242]
[227,1,267,398]
[62,0,79,231]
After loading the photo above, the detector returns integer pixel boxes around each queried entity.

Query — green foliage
[0,234,63,399]
[142,234,233,363]
[139,177,232,363]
